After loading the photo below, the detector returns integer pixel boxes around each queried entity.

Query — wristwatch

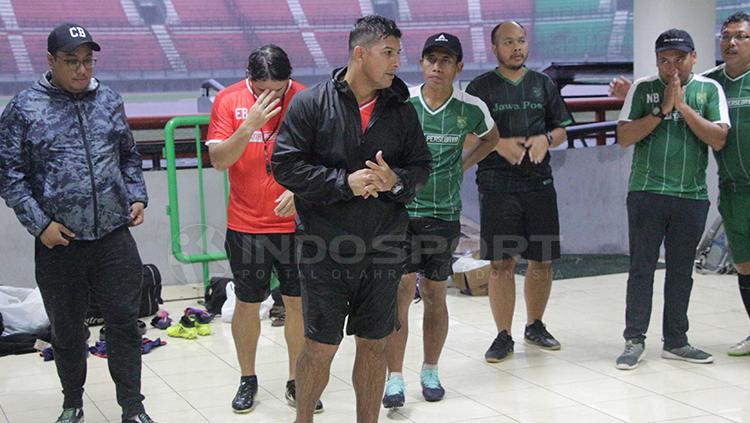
[545,131,554,146]
[390,175,404,195]
[651,106,665,120]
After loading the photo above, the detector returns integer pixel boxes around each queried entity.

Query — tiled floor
[1,269,750,422]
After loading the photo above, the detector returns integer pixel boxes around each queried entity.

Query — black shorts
[479,186,560,262]
[402,217,460,281]
[297,242,403,345]
[225,229,300,303]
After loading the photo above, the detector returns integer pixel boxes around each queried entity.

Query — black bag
[204,277,232,315]
[140,264,163,317]
[85,264,164,326]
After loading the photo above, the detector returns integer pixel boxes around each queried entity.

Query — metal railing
[163,115,229,289]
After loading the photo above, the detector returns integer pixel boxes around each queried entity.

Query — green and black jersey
[407,85,494,221]
[704,64,750,193]
[466,67,573,192]
[618,73,730,200]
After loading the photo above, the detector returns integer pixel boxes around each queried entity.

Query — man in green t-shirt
[704,12,750,357]
[382,33,499,409]
[616,28,730,370]
[465,21,573,363]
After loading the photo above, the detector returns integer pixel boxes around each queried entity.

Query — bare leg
[353,337,388,423]
[385,273,417,374]
[488,258,517,332]
[524,260,553,324]
[283,295,304,380]
[295,338,338,423]
[231,300,261,376]
[420,277,448,365]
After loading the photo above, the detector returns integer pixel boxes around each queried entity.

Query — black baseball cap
[655,28,694,53]
[422,33,463,62]
[48,23,101,54]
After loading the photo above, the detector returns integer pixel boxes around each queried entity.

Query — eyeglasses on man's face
[56,55,97,70]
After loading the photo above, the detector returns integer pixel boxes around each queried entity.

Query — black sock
[241,375,257,385]
[739,274,750,320]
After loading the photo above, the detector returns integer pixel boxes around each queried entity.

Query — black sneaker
[524,320,561,350]
[232,376,258,413]
[285,379,324,414]
[55,408,83,423]
[123,412,157,422]
[485,330,514,363]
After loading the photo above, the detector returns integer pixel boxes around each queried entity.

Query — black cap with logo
[48,23,101,54]
[422,33,463,62]
[655,28,694,53]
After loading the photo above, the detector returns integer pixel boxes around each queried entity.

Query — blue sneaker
[382,377,405,408]
[420,368,445,402]
[55,408,83,423]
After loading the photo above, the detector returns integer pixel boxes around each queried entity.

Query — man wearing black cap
[382,32,498,408]
[465,21,573,363]
[615,28,730,370]
[0,23,155,422]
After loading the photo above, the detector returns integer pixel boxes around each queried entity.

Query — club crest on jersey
[531,87,543,101]
[456,115,467,129]
[695,92,707,106]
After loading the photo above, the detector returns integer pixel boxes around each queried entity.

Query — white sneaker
[727,335,750,357]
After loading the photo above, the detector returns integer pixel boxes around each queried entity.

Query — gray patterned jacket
[0,72,148,240]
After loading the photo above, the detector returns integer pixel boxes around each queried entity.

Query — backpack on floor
[204,277,232,315]
[85,264,164,326]
[695,217,736,275]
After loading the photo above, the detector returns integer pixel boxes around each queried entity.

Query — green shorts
[719,189,750,264]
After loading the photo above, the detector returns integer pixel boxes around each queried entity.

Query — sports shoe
[662,344,713,364]
[165,316,198,339]
[150,310,172,330]
[270,305,286,327]
[420,368,445,402]
[232,376,258,413]
[524,320,561,350]
[187,315,211,336]
[727,335,750,356]
[615,339,645,370]
[123,412,156,422]
[284,380,323,413]
[382,376,405,408]
[55,408,83,423]
[485,330,514,363]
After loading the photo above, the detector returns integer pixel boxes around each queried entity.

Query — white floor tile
[589,394,710,422]
[506,404,625,422]
[3,271,750,421]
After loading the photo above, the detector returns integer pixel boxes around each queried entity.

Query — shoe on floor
[382,376,405,408]
[615,339,645,370]
[727,335,750,357]
[524,320,561,350]
[420,368,445,402]
[485,330,514,363]
[165,316,198,339]
[232,376,258,413]
[55,408,83,423]
[662,344,714,364]
[284,379,323,413]
[122,412,156,422]
[187,315,211,336]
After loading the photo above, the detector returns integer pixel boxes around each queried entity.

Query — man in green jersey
[466,21,573,363]
[381,33,499,408]
[616,29,730,370]
[705,12,750,356]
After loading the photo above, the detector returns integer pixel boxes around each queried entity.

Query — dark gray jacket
[0,73,148,240]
